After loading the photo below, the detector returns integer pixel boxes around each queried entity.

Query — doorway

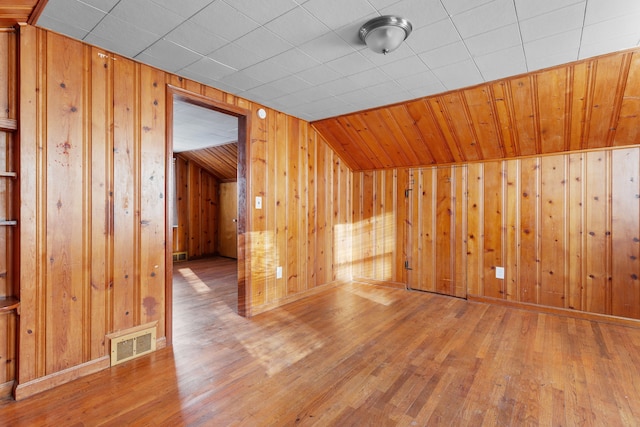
[165,86,251,346]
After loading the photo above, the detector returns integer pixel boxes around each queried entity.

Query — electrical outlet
[276,266,282,279]
[496,266,505,279]
[255,196,262,209]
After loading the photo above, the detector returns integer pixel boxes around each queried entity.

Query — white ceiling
[172,99,238,152]
[37,0,640,122]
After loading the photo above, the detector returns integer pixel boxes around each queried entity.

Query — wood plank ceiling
[177,143,238,182]
[0,0,42,27]
[312,48,640,171]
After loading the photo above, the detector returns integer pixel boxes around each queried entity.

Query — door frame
[165,85,252,346]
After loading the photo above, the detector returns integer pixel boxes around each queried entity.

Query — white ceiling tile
[405,18,461,54]
[379,55,429,80]
[326,51,375,77]
[419,41,471,69]
[585,0,640,25]
[316,77,360,97]
[268,75,313,93]
[226,0,298,24]
[296,65,342,85]
[150,0,213,18]
[395,70,440,91]
[218,71,264,91]
[181,57,236,80]
[523,29,581,70]
[367,0,403,9]
[408,81,447,99]
[75,0,119,13]
[36,15,91,40]
[190,1,260,41]
[234,27,293,60]
[209,43,261,70]
[579,33,640,59]
[265,7,328,45]
[110,0,183,36]
[165,21,229,55]
[85,15,159,57]
[241,60,291,83]
[432,59,483,90]
[268,49,320,74]
[240,84,289,102]
[520,3,586,43]
[380,0,449,29]
[349,68,391,88]
[465,24,521,57]
[580,13,640,51]
[451,0,517,38]
[137,39,202,72]
[303,0,376,30]
[474,45,527,81]
[440,0,494,16]
[515,0,584,20]
[40,0,106,33]
[359,41,415,65]
[298,32,358,63]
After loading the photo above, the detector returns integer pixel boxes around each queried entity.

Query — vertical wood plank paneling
[519,157,540,303]
[287,116,300,294]
[352,169,363,279]
[539,156,567,308]
[173,156,188,253]
[482,161,504,299]
[274,111,287,299]
[584,152,609,314]
[505,159,519,300]
[435,167,453,295]
[396,168,409,285]
[112,55,136,332]
[611,148,640,318]
[18,26,354,393]
[466,163,482,296]
[567,153,585,311]
[453,165,467,298]
[138,66,166,331]
[536,68,567,154]
[89,46,112,359]
[45,32,85,372]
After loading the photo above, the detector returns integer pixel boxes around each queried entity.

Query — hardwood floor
[1,256,640,425]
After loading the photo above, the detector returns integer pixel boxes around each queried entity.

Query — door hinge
[404,260,412,270]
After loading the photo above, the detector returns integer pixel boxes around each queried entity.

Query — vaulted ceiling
[314,47,640,171]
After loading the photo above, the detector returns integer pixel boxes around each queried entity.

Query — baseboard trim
[0,380,14,398]
[13,356,111,401]
[353,278,407,289]
[468,295,640,329]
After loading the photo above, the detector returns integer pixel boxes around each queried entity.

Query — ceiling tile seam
[511,0,528,74]
[78,0,122,42]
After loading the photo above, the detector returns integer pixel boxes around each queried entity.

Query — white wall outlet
[255,196,262,209]
[496,266,505,279]
[276,266,282,279]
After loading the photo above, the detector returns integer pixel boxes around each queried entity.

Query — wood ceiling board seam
[422,98,463,163]
[393,103,441,166]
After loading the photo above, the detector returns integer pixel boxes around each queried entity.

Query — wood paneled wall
[467,147,640,319]
[0,28,17,394]
[17,25,351,396]
[352,146,640,320]
[172,155,219,258]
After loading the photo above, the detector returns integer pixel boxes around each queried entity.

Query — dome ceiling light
[358,15,413,55]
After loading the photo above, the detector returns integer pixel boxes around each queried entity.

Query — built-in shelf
[0,297,20,314]
[0,220,17,226]
[0,171,17,178]
[0,118,17,132]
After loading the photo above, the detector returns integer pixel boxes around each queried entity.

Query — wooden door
[218,181,237,259]
[406,166,467,298]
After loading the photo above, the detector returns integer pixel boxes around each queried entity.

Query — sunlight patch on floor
[345,283,397,306]
[178,268,211,294]
[240,311,325,377]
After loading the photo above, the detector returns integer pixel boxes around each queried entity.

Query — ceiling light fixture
[359,15,412,55]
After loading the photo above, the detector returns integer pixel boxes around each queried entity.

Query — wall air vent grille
[107,322,157,366]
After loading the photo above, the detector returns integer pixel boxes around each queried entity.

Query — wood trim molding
[27,0,48,25]
[0,380,14,398]
[468,295,640,329]
[250,281,347,317]
[14,356,111,401]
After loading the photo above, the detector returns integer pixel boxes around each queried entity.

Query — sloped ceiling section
[177,143,238,182]
[312,48,640,171]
